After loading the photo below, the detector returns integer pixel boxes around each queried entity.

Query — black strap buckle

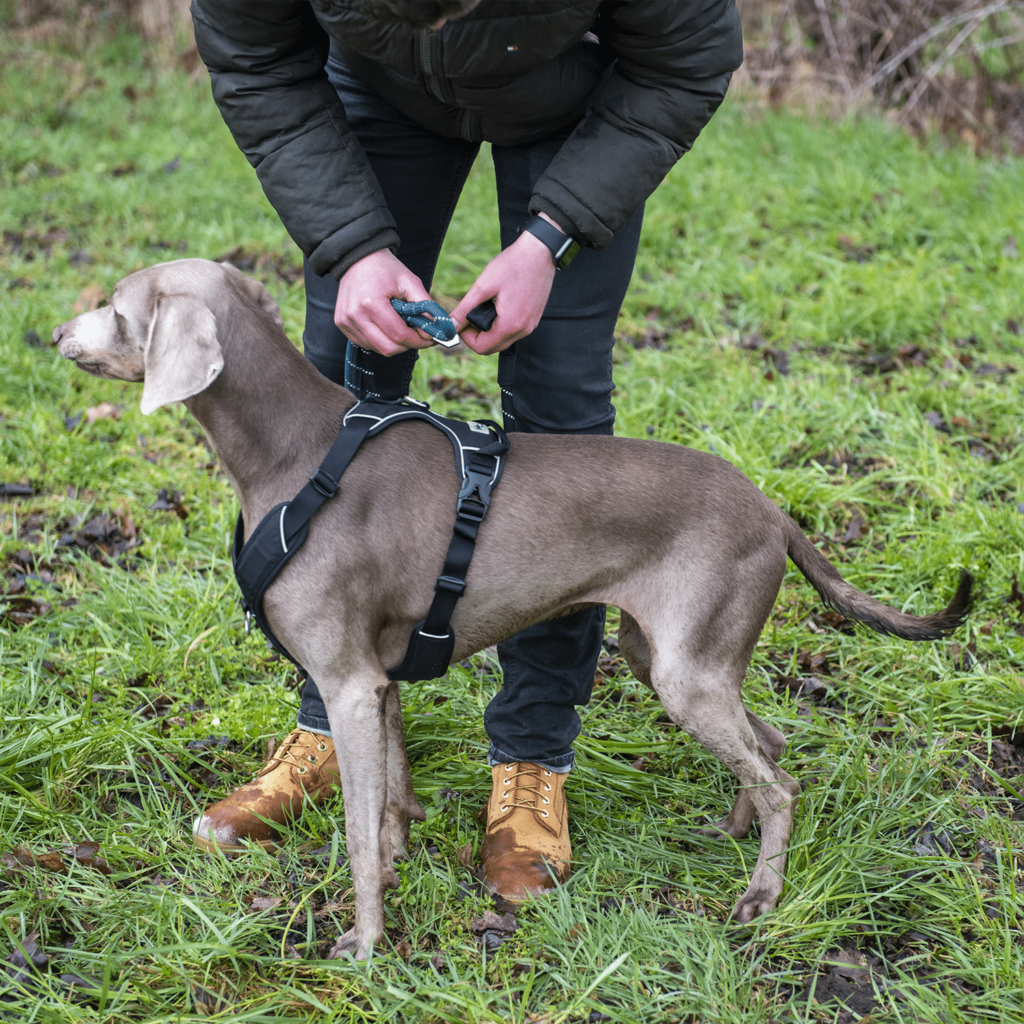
[435,574,466,595]
[309,467,339,498]
[457,487,488,522]
[457,459,496,522]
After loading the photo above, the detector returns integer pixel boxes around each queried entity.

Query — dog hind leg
[382,680,426,867]
[651,658,799,922]
[621,611,780,841]
[699,710,787,840]
[618,610,652,686]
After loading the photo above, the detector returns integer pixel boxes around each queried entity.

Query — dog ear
[218,262,284,333]
[252,279,285,332]
[139,293,224,415]
[223,262,285,333]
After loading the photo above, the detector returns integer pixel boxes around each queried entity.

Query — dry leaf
[1,847,67,875]
[71,841,112,876]
[250,896,283,911]
[470,910,517,936]
[84,402,122,424]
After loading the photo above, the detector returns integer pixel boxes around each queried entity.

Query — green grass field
[2,28,1023,1024]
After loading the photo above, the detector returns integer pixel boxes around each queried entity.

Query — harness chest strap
[231,399,509,683]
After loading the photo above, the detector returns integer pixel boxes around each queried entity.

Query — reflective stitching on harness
[345,406,486,477]
[279,505,288,553]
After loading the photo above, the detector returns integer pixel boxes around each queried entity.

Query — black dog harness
[232,399,509,683]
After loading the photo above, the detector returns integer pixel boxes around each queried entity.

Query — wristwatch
[521,214,581,271]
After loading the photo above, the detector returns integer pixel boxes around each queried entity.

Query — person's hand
[450,214,560,355]
[334,249,438,357]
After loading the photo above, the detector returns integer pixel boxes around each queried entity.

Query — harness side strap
[387,426,509,681]
[422,439,508,636]
[279,414,374,546]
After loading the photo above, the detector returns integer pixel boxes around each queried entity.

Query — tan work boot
[192,729,340,854]
[480,762,571,901]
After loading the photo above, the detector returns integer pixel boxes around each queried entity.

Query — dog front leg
[319,671,392,960]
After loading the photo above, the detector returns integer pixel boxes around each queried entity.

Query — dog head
[53,258,282,415]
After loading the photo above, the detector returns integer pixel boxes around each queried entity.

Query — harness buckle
[435,574,466,595]
[457,462,495,522]
[457,476,489,518]
[309,467,339,499]
[244,609,252,635]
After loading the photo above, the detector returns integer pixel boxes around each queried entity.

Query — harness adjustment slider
[309,467,339,499]
[457,495,486,522]
[435,574,466,595]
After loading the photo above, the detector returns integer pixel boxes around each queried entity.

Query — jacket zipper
[419,27,457,106]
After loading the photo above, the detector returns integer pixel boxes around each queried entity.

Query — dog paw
[729,889,777,924]
[698,819,751,840]
[326,929,375,961]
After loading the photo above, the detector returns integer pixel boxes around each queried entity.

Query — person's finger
[462,324,527,356]
[383,303,439,348]
[348,312,434,355]
[451,282,496,332]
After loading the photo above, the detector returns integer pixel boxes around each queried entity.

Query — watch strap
[521,214,580,270]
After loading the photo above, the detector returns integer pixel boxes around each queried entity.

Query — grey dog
[53,258,970,959]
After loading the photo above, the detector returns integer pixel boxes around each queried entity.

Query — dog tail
[785,518,972,641]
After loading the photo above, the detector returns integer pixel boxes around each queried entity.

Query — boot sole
[193,834,279,856]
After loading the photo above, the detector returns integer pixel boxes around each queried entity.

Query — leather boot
[480,762,571,901]
[192,729,340,854]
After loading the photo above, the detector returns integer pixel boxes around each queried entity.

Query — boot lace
[498,762,554,818]
[263,729,331,777]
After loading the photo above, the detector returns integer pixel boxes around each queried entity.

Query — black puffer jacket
[191,1,742,278]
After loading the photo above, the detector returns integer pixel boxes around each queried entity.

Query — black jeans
[296,55,643,772]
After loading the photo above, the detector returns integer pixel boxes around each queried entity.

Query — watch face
[556,239,581,270]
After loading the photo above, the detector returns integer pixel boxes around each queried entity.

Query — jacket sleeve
[190,0,399,278]
[530,0,743,250]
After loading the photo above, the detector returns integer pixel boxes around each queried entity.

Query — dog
[53,258,970,959]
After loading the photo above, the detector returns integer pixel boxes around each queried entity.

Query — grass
[1,26,1023,1024]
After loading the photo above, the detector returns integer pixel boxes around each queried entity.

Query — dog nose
[52,322,66,345]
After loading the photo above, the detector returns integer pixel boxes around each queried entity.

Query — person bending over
[189,0,742,902]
